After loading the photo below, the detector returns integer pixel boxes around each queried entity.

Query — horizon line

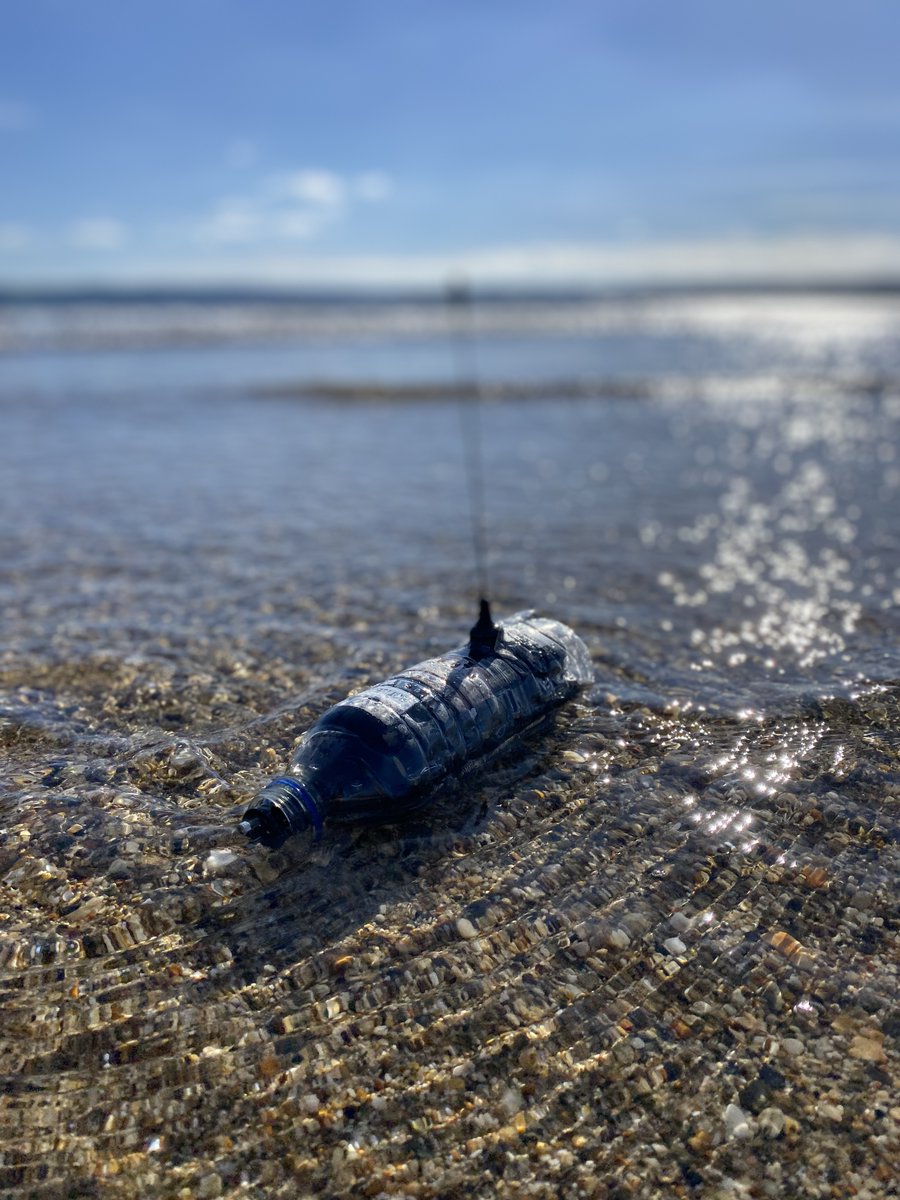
[3,277,900,303]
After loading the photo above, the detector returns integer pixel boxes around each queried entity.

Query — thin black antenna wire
[447,279,490,606]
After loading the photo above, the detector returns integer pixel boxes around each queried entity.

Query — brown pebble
[259,1053,280,1079]
[767,929,801,956]
[688,1129,711,1154]
[800,865,828,888]
[849,1034,887,1063]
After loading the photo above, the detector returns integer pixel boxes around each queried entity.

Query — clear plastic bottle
[239,605,592,846]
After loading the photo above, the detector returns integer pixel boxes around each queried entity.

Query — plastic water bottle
[239,604,593,846]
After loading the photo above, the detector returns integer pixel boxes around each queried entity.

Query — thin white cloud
[201,201,261,244]
[279,169,344,209]
[0,99,35,130]
[0,222,31,252]
[355,171,393,203]
[198,195,332,244]
[198,166,390,245]
[68,218,128,251]
[274,211,324,239]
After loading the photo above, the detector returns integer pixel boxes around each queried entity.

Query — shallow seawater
[1,292,898,1199]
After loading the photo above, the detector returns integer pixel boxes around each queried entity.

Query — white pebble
[782,1037,805,1056]
[759,1106,786,1138]
[456,918,477,940]
[607,927,631,949]
[663,936,687,955]
[204,848,237,874]
[724,1103,750,1139]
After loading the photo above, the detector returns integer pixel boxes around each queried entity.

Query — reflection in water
[0,293,898,1197]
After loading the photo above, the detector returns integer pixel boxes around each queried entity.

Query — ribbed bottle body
[242,613,592,841]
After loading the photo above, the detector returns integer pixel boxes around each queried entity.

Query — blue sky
[2,1,899,287]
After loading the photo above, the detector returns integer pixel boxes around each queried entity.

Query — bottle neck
[241,775,324,845]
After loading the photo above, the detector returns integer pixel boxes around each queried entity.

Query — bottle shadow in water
[217,700,585,968]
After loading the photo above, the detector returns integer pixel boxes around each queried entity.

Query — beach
[0,288,897,1198]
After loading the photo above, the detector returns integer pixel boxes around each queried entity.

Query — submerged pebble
[759,1107,787,1138]
[724,1103,752,1139]
[204,848,238,874]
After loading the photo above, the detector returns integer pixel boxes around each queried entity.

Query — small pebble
[663,936,687,955]
[456,918,477,940]
[856,987,883,1013]
[759,1107,786,1138]
[782,1038,805,1056]
[196,1172,222,1198]
[762,981,784,1013]
[758,1064,786,1091]
[724,1103,751,1139]
[204,849,237,874]
[739,1080,768,1113]
[849,1034,887,1063]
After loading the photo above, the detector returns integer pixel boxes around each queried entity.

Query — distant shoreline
[253,371,894,405]
[3,279,900,305]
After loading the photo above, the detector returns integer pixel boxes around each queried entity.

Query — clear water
[1,291,897,1197]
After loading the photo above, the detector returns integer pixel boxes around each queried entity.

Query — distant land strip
[251,378,660,403]
[251,372,896,405]
[3,280,900,305]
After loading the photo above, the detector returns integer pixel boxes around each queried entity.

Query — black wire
[447,279,490,607]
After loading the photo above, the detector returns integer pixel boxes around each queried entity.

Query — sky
[2,0,900,289]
